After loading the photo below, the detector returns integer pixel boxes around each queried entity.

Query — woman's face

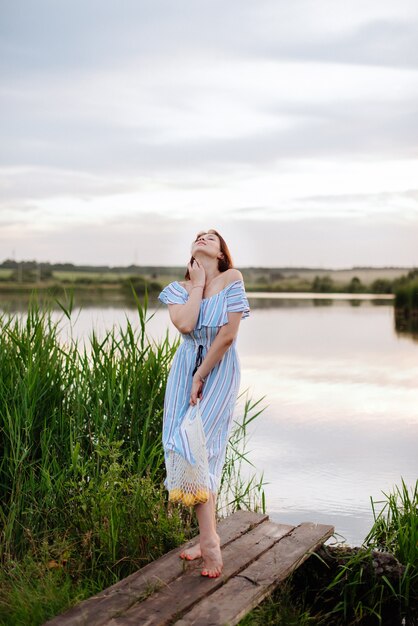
[191,232,221,257]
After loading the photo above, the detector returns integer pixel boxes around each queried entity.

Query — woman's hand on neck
[192,254,221,284]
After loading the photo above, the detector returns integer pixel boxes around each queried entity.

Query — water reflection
[394,308,418,342]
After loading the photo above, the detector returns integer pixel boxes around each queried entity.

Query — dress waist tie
[192,344,204,376]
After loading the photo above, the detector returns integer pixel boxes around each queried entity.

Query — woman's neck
[193,258,221,284]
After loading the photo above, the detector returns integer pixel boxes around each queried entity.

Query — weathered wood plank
[105,520,295,626]
[175,522,335,626]
[43,511,269,626]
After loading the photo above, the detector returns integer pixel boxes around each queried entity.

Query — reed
[393,278,418,309]
[305,477,417,624]
[240,478,417,625]
[218,392,267,517]
[363,477,417,610]
[0,285,266,625]
[0,288,177,559]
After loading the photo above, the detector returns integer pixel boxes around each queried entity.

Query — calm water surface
[3,293,417,547]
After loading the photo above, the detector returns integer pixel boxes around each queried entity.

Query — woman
[158,229,250,578]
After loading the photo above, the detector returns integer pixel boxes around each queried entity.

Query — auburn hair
[184,229,234,280]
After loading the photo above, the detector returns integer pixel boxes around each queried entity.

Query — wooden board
[175,522,335,626]
[105,520,295,625]
[43,512,334,626]
[43,511,269,626]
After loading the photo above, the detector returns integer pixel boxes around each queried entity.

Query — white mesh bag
[166,398,210,506]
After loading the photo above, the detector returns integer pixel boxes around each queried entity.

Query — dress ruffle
[158,281,188,305]
[158,279,250,329]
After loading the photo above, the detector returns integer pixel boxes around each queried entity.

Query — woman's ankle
[200,531,220,546]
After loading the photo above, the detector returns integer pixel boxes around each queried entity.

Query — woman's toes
[201,565,222,578]
[200,536,223,578]
[179,543,201,560]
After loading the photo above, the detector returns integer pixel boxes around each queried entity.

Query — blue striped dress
[158,278,250,494]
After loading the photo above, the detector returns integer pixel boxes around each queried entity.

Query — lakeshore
[0,296,416,625]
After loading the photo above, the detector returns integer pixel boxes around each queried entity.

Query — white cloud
[1,0,418,266]
[1,213,417,269]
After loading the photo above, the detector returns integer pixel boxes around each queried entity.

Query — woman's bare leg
[198,491,222,577]
[179,491,217,560]
[179,492,222,576]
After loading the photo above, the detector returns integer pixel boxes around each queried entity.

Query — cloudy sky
[1,0,418,269]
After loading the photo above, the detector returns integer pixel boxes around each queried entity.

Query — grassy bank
[393,274,418,336]
[0,290,265,625]
[240,477,417,625]
[394,279,418,310]
[1,266,417,297]
[0,289,415,625]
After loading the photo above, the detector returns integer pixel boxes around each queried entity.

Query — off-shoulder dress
[158,279,250,495]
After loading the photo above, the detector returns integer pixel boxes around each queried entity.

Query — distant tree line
[0,259,148,273]
[311,275,388,293]
[311,270,418,294]
[1,260,417,299]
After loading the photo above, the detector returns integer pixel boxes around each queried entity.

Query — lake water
[2,291,417,547]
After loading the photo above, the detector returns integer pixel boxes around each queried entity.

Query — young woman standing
[158,229,250,578]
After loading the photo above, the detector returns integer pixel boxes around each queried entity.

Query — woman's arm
[167,259,208,333]
[189,312,243,404]
[169,268,244,335]
[168,284,204,333]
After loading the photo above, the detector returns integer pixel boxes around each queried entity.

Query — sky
[1,0,418,269]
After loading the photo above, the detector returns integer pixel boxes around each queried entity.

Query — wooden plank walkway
[44,511,334,626]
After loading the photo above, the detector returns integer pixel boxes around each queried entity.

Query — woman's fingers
[190,379,203,404]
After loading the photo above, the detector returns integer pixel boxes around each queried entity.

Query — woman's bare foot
[179,531,220,561]
[200,533,222,578]
[179,542,202,560]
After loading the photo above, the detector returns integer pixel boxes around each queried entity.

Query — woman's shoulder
[225,268,244,283]
[179,269,244,295]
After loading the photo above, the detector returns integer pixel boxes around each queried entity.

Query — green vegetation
[120,274,162,296]
[0,285,416,625]
[240,478,417,625]
[364,477,417,609]
[1,259,416,297]
[392,270,418,335]
[0,288,266,625]
[393,269,418,310]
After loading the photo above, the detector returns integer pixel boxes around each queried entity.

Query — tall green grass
[240,478,417,625]
[316,478,418,624]
[0,288,175,558]
[0,286,266,625]
[363,477,417,610]
[393,271,418,310]
[218,392,267,517]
